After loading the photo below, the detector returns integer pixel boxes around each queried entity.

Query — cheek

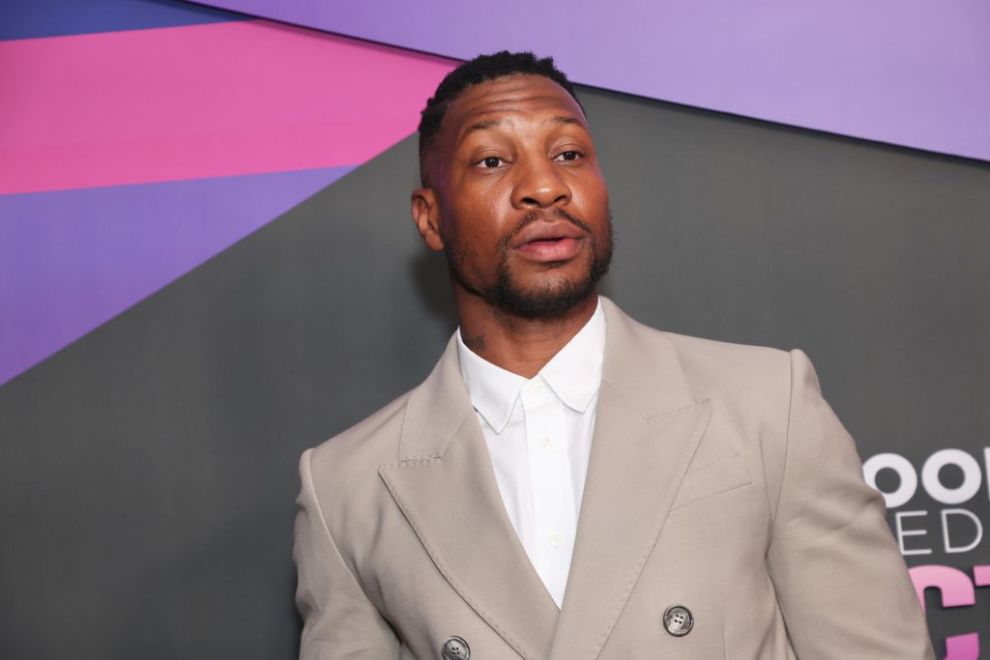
[441,209,497,265]
[450,197,513,244]
[576,173,609,210]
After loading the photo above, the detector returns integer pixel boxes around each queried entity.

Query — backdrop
[1,2,988,659]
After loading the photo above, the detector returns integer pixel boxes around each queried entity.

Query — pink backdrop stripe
[0,20,455,195]
[194,0,990,163]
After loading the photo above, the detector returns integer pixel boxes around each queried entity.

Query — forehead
[442,74,587,138]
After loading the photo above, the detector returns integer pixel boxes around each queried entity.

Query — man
[294,51,933,659]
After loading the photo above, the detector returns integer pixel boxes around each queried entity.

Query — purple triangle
[0,166,352,386]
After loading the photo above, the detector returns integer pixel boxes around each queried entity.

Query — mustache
[499,208,592,249]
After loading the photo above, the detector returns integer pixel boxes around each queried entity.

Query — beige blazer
[294,297,933,659]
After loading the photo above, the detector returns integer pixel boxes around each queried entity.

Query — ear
[411,187,445,252]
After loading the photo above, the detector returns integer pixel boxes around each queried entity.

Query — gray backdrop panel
[1,85,987,658]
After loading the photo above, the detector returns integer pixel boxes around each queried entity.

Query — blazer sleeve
[766,349,934,659]
[293,448,399,660]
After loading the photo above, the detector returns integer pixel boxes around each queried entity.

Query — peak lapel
[549,299,713,659]
[379,337,558,660]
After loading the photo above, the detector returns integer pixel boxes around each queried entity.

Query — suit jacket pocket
[672,453,751,510]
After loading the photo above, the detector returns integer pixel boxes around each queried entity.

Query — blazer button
[441,636,470,660]
[663,605,694,637]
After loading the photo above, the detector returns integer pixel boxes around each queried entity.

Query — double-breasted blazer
[294,297,933,659]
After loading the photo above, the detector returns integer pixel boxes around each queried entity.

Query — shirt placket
[520,377,577,607]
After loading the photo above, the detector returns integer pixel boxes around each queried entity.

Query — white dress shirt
[456,298,606,608]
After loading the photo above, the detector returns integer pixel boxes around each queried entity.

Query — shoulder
[619,315,831,525]
[304,389,411,503]
[660,331,797,467]
[660,329,794,403]
[648,327,838,519]
[603,297,795,400]
[613,300,793,396]
[618,311,813,465]
[601,298,805,424]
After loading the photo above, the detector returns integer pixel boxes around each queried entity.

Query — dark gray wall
[1,85,987,658]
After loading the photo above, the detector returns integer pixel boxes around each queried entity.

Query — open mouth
[515,236,582,261]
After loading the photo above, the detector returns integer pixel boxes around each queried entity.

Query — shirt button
[549,533,563,548]
[539,436,553,453]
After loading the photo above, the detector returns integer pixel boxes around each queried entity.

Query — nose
[512,155,571,209]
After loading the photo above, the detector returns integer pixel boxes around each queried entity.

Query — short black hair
[417,51,584,186]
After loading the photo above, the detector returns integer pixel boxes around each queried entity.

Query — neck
[454,288,598,378]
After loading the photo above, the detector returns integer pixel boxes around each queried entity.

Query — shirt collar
[456,297,606,433]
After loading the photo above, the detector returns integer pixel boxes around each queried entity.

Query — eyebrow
[458,115,584,144]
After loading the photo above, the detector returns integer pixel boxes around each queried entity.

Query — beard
[443,207,613,319]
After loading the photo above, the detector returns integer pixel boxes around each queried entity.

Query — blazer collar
[381,296,710,659]
[382,331,559,660]
[597,295,696,416]
[395,295,695,461]
[550,297,711,658]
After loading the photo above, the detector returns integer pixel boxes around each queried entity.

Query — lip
[511,220,587,262]
[511,220,586,248]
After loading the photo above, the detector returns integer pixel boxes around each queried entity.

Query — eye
[478,155,504,169]
[555,150,582,162]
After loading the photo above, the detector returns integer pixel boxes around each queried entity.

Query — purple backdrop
[0,167,350,384]
[190,0,990,163]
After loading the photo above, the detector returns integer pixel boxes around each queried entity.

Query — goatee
[444,207,613,319]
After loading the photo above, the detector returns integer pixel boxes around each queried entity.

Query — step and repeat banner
[1,1,987,658]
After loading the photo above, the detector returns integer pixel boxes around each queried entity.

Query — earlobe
[411,188,445,252]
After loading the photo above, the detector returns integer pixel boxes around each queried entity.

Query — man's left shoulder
[654,326,794,404]
[604,299,799,420]
[639,327,803,512]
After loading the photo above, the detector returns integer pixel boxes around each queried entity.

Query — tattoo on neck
[464,334,486,351]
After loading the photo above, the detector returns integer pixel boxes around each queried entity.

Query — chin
[488,271,597,320]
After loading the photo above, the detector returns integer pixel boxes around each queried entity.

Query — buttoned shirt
[456,298,606,608]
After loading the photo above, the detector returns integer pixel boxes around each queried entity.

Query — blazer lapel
[379,337,559,660]
[549,298,713,659]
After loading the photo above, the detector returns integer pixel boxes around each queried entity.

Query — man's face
[414,74,612,318]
